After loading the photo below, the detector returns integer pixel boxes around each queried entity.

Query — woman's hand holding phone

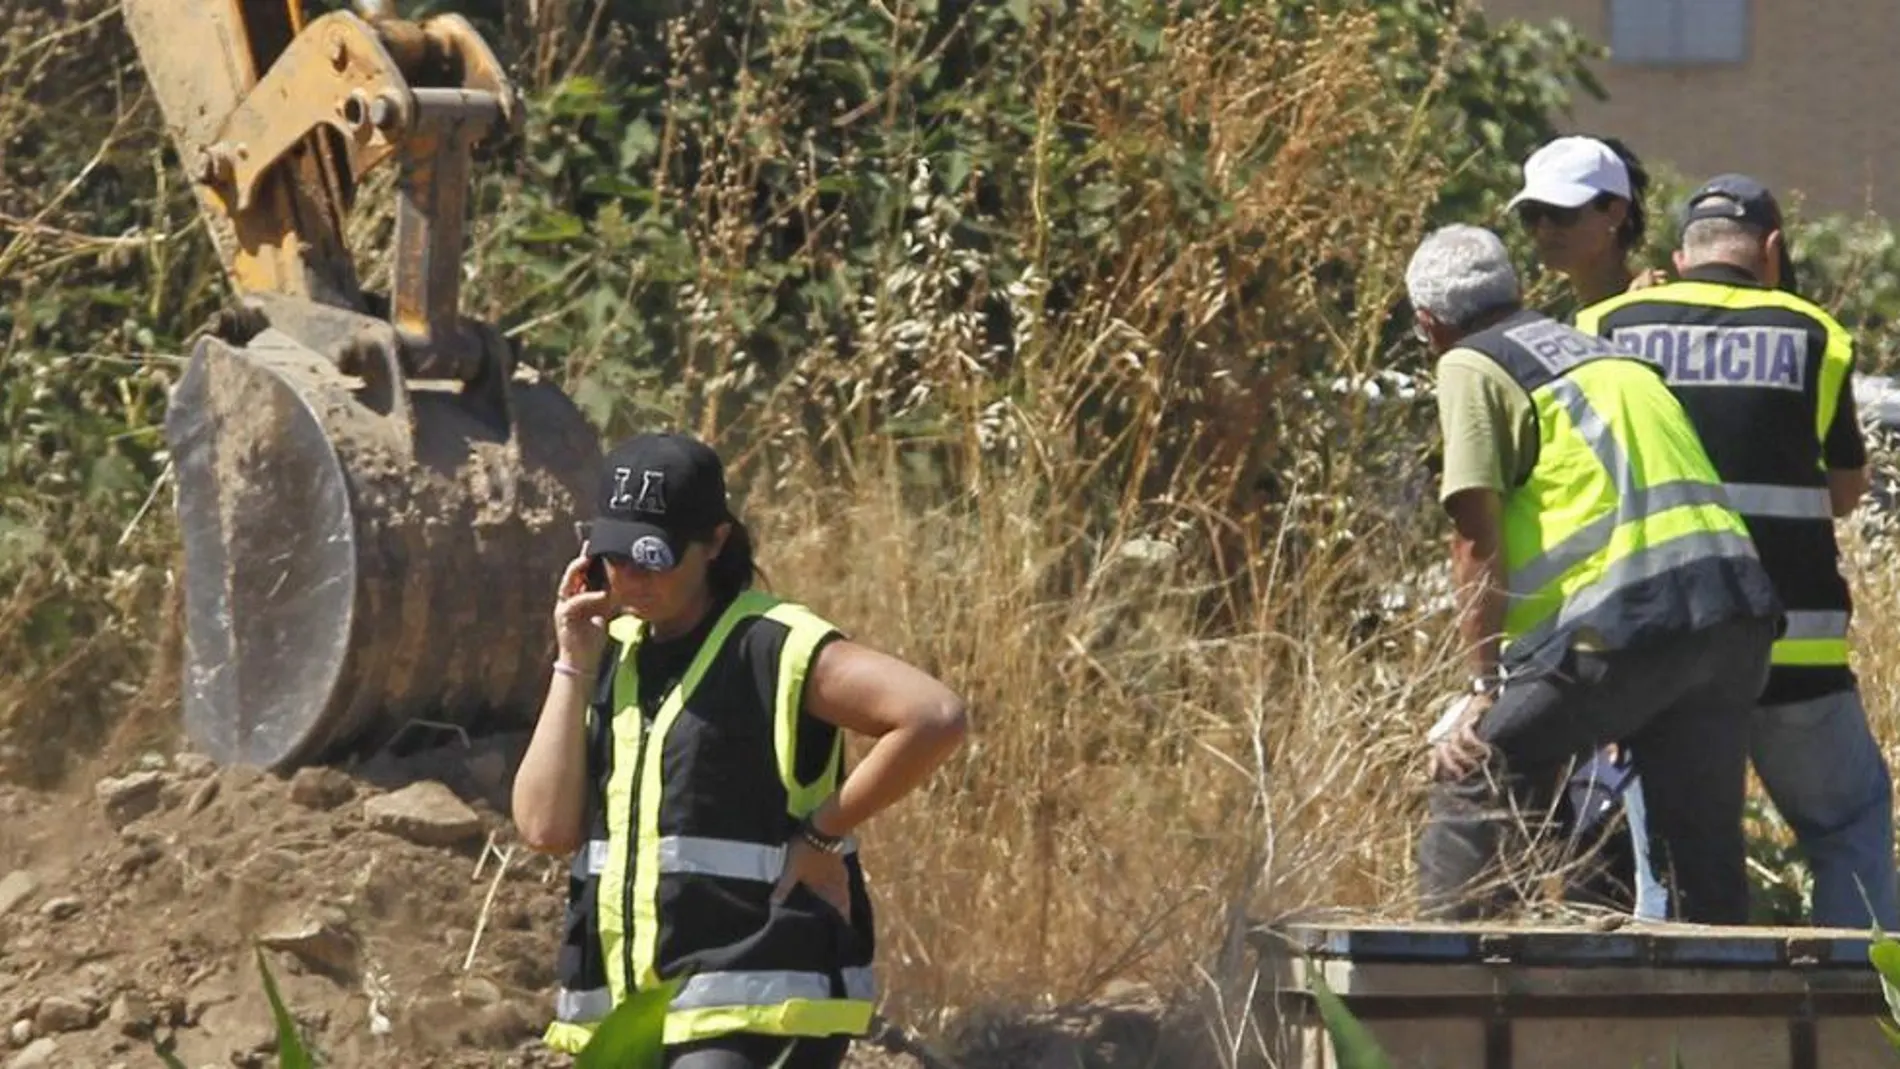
[553,541,612,670]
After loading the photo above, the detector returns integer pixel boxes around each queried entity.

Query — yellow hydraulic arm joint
[121,0,521,374]
[117,1,602,772]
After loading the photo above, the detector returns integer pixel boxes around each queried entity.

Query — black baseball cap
[1680,173,1783,232]
[1679,173,1800,293]
[585,433,731,570]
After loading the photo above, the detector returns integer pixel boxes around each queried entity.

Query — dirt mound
[0,738,1176,1069]
[0,737,575,1069]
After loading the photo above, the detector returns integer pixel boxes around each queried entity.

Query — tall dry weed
[0,0,203,783]
[613,3,1479,1029]
[18,2,1900,1063]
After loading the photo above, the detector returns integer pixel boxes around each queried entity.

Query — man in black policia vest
[1408,223,1781,923]
[1576,175,1900,931]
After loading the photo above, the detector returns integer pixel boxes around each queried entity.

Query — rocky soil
[0,739,1184,1069]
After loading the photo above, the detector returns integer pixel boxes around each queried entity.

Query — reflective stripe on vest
[1775,609,1851,667]
[557,985,613,1024]
[672,968,878,1011]
[581,834,861,881]
[659,834,858,882]
[1506,478,1733,598]
[1723,483,1831,520]
[550,592,876,1053]
[1576,282,1855,672]
[549,965,877,1031]
[1459,311,1770,661]
[1508,528,1761,655]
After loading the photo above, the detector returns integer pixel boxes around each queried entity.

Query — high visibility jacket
[1458,309,1780,669]
[1576,266,1859,703]
[543,591,877,1054]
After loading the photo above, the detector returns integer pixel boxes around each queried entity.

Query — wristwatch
[797,817,848,855]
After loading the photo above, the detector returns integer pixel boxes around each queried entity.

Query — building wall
[1474,0,1900,221]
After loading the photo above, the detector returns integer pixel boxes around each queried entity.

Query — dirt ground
[0,735,1186,1069]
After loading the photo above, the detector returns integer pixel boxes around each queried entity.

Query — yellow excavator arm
[124,0,519,365]
[122,0,600,771]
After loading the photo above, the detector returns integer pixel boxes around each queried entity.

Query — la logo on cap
[634,470,667,515]
[607,466,669,515]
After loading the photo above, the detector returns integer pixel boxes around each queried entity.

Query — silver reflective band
[586,839,610,876]
[556,985,614,1023]
[660,837,783,883]
[843,966,877,1000]
[1783,610,1849,641]
[1510,530,1760,654]
[657,835,858,883]
[670,970,834,1010]
[1545,378,1634,498]
[1723,482,1831,520]
[563,968,876,1023]
[1508,480,1730,597]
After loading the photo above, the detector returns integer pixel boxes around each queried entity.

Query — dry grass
[7,4,1900,1065]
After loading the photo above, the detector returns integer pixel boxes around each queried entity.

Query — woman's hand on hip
[772,838,851,922]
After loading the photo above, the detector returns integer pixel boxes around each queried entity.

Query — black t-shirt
[634,600,729,719]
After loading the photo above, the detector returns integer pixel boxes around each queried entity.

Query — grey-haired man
[1408,224,1780,923]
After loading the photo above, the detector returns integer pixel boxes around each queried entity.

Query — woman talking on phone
[513,432,968,1069]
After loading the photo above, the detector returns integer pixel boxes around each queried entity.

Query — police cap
[1678,173,1799,295]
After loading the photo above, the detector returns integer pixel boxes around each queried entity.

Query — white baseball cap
[1507,136,1632,210]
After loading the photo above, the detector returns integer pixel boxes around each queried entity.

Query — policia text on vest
[1576,265,1861,705]
[544,592,878,1055]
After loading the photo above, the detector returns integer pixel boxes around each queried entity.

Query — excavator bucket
[125,1,604,768]
[167,309,599,769]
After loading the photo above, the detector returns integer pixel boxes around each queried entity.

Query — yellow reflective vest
[1457,309,1781,668]
[544,590,876,1054]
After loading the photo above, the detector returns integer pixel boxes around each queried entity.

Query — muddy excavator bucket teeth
[167,318,599,770]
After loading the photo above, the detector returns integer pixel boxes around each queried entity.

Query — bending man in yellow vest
[514,432,969,1069]
[1575,175,1898,931]
[1408,224,1781,923]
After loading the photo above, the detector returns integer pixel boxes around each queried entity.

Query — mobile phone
[583,554,608,592]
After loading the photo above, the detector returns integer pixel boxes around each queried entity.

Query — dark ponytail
[1598,136,1650,252]
[708,518,761,601]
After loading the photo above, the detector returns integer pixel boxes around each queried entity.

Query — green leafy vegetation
[8,0,1900,1055]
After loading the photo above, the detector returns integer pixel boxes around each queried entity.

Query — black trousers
[1417,615,1775,924]
[663,1033,850,1069]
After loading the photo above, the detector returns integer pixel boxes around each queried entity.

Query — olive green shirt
[1435,347,1537,504]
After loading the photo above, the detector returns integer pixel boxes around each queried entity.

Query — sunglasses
[1515,202,1585,229]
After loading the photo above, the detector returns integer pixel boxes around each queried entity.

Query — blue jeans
[1752,686,1900,930]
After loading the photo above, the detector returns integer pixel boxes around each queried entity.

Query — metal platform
[1251,919,1892,1069]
